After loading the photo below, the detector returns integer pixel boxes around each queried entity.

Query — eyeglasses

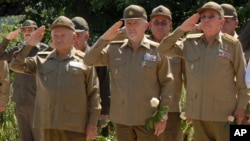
[152,21,170,26]
[200,14,221,20]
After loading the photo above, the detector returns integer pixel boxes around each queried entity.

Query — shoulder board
[222,33,238,43]
[75,50,85,58]
[37,51,50,58]
[149,40,159,48]
[110,40,126,44]
[186,33,203,39]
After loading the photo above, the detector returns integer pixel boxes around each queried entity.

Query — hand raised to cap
[6,28,21,41]
[101,21,123,41]
[180,13,200,32]
[26,26,46,47]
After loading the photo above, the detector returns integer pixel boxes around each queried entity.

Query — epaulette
[75,50,85,58]
[149,40,159,48]
[110,40,126,44]
[186,33,203,39]
[222,33,238,43]
[37,51,50,58]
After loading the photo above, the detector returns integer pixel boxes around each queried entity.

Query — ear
[221,18,225,25]
[144,21,149,31]
[84,33,90,40]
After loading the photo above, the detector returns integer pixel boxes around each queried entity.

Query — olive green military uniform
[0,60,9,107]
[84,36,174,140]
[148,34,184,141]
[158,26,249,140]
[10,16,101,141]
[0,19,49,141]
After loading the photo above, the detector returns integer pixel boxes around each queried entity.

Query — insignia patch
[144,52,156,61]
[218,49,231,59]
[129,10,134,16]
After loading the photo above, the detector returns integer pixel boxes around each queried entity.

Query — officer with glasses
[221,3,239,38]
[158,1,249,141]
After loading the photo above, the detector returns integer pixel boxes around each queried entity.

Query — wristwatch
[162,114,168,121]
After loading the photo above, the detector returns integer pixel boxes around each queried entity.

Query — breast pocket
[142,61,157,75]
[109,58,126,79]
[65,65,84,88]
[38,67,55,86]
[186,55,200,73]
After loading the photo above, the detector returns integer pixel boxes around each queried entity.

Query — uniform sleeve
[0,61,10,106]
[158,27,186,57]
[9,45,37,74]
[0,38,10,55]
[234,41,250,109]
[157,56,175,114]
[83,38,110,66]
[86,66,101,125]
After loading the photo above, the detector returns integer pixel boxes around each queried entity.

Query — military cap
[50,16,75,31]
[71,17,89,32]
[150,5,172,20]
[221,3,237,18]
[121,5,147,20]
[197,1,224,16]
[21,20,37,29]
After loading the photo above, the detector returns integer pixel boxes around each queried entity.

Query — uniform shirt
[158,28,249,121]
[10,45,101,133]
[0,60,9,106]
[84,36,174,125]
[148,34,185,113]
[0,38,48,104]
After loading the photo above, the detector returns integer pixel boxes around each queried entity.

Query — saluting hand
[5,28,21,41]
[26,26,46,47]
[101,21,123,41]
[180,13,200,32]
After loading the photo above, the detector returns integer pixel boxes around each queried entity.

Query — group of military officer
[0,1,250,141]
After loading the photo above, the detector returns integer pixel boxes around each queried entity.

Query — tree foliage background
[0,0,250,140]
[1,0,250,44]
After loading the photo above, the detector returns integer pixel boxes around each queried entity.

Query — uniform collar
[48,46,75,60]
[121,35,151,50]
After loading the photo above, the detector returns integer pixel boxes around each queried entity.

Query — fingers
[6,28,21,40]
[180,13,200,32]
[102,21,123,40]
[154,120,166,136]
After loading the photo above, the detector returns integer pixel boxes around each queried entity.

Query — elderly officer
[148,5,184,141]
[10,16,101,141]
[84,4,174,141]
[221,3,239,38]
[0,20,48,141]
[158,1,249,141]
[0,60,9,112]
[71,16,111,136]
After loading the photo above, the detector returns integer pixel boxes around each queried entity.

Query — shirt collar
[121,35,151,50]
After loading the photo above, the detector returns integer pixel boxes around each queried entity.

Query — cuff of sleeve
[237,89,250,109]
[15,45,33,58]
[88,109,101,126]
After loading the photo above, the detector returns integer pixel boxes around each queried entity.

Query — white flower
[180,112,187,120]
[228,115,235,122]
[150,97,159,108]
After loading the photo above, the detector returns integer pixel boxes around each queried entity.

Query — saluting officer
[84,4,174,141]
[158,2,249,141]
[10,16,101,141]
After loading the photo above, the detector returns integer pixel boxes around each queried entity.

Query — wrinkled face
[51,27,76,50]
[125,19,148,42]
[221,17,238,36]
[73,31,89,51]
[150,15,172,42]
[22,27,36,41]
[199,10,224,34]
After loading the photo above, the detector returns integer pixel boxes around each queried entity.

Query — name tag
[69,61,83,69]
